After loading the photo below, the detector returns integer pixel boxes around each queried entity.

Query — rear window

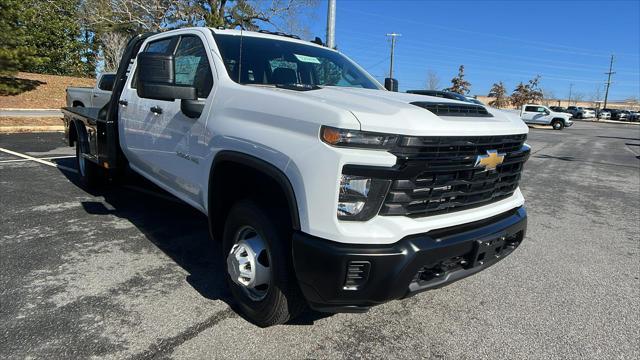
[98,74,115,91]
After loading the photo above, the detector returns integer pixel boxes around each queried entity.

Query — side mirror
[384,78,398,92]
[137,52,196,101]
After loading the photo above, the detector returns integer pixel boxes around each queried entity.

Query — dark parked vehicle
[407,90,469,102]
[550,106,569,113]
[617,110,631,121]
[621,110,639,121]
[604,109,622,120]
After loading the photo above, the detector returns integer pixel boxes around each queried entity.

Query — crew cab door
[151,34,214,205]
[521,105,547,124]
[120,32,214,207]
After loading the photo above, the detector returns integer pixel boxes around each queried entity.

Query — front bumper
[292,207,527,312]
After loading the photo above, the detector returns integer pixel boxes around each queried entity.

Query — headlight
[337,174,391,221]
[321,126,398,149]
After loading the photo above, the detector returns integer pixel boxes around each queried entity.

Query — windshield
[212,33,382,90]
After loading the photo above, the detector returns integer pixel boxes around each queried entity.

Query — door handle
[93,94,99,97]
[150,106,163,115]
[118,100,128,106]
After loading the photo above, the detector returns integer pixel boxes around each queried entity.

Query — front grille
[410,101,492,117]
[379,134,529,217]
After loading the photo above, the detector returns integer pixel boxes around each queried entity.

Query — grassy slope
[0,72,95,109]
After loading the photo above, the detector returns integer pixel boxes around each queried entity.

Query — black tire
[223,200,305,327]
[75,138,100,187]
[551,120,564,130]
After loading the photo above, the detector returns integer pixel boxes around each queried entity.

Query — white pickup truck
[520,104,573,130]
[65,72,115,108]
[62,28,530,327]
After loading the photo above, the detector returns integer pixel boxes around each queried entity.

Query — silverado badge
[475,150,505,171]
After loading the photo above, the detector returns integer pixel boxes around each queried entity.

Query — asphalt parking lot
[1,122,639,359]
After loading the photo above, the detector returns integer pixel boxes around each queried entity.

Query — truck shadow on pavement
[57,161,331,326]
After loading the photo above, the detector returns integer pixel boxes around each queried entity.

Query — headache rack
[379,134,529,217]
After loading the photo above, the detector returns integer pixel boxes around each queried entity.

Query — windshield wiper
[275,83,322,91]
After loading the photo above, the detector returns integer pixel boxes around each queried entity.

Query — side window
[98,74,115,91]
[174,36,214,98]
[146,38,174,54]
[524,106,537,112]
[132,37,178,89]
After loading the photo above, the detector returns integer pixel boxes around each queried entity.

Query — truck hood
[283,87,529,136]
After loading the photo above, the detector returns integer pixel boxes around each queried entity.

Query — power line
[340,31,640,75]
[340,7,640,59]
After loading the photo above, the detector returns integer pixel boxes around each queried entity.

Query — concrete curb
[0,108,61,111]
[0,126,64,133]
[572,118,640,125]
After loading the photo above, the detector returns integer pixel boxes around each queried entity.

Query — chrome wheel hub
[226,226,271,301]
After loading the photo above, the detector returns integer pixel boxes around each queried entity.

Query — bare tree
[174,0,318,35]
[541,88,555,106]
[426,70,440,90]
[78,0,319,76]
[79,0,174,33]
[99,32,129,71]
[488,81,510,108]
[589,85,603,102]
[572,92,585,104]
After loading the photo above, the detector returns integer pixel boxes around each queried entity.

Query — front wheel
[223,200,305,327]
[552,120,564,130]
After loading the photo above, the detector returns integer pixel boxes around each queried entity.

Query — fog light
[336,172,392,221]
[337,175,371,217]
[338,201,365,216]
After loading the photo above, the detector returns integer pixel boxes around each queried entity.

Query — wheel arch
[68,120,78,147]
[69,120,89,147]
[207,151,301,242]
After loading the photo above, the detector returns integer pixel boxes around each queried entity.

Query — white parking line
[0,155,76,164]
[0,147,184,204]
[0,148,78,173]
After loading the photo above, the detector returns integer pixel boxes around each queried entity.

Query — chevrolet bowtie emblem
[475,150,505,171]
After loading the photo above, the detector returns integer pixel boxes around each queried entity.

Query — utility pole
[603,54,615,111]
[386,33,401,79]
[568,83,573,106]
[326,0,336,49]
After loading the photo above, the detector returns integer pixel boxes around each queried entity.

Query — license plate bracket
[470,235,507,267]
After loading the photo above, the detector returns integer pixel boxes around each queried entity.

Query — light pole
[326,0,336,49]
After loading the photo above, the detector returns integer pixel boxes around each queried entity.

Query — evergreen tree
[0,0,42,93]
[444,65,471,95]
[22,0,96,76]
[510,76,543,108]
[488,81,510,108]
